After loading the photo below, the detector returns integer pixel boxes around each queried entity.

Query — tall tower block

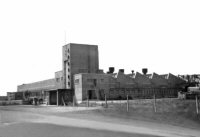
[62,43,99,89]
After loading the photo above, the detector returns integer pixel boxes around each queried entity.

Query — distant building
[0,96,7,101]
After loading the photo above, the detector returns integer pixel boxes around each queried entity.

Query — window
[68,82,70,86]
[87,79,97,87]
[56,78,60,82]
[68,62,70,66]
[68,75,70,79]
[68,49,70,53]
[87,79,94,83]
[68,68,70,72]
[75,79,79,84]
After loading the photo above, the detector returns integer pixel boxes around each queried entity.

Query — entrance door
[88,90,92,99]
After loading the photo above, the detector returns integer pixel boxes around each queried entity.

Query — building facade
[17,43,99,105]
[62,43,99,89]
[74,71,187,102]
[15,43,191,105]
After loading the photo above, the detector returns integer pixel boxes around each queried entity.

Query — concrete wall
[74,74,83,102]
[74,73,114,102]
[55,70,64,89]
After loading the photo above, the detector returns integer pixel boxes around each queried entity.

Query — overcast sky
[0,0,200,95]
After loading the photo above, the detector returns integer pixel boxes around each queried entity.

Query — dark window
[75,79,79,84]
[56,78,60,82]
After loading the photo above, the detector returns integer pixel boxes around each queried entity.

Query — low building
[0,96,7,101]
[74,71,187,103]
[74,73,113,103]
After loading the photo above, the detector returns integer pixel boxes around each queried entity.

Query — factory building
[16,43,187,105]
[17,43,99,105]
[74,70,187,102]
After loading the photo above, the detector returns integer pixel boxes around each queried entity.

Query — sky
[0,0,200,95]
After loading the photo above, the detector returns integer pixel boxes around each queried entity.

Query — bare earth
[0,105,200,137]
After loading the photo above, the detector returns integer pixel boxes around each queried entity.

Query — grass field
[61,98,200,129]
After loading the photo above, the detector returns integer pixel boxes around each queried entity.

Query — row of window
[87,79,104,83]
[56,78,70,86]
[56,77,63,82]
[74,78,104,85]
[56,76,70,82]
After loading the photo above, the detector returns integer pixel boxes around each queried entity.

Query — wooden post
[73,96,75,107]
[154,94,157,113]
[87,93,89,107]
[127,94,129,112]
[105,94,107,108]
[0,111,2,123]
[196,94,199,115]
[57,90,59,106]
[62,97,66,106]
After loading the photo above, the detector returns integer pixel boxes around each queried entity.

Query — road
[0,106,200,137]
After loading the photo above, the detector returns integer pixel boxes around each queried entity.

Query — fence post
[196,94,199,115]
[87,94,89,107]
[0,111,2,123]
[154,94,157,113]
[105,94,107,108]
[73,96,75,107]
[127,94,129,112]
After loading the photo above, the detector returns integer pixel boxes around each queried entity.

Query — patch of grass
[75,99,200,129]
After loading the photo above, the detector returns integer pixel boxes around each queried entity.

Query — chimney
[119,69,124,73]
[142,68,148,75]
[131,70,134,74]
[109,67,115,73]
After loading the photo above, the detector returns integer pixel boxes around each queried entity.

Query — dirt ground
[0,123,155,137]
[0,103,200,137]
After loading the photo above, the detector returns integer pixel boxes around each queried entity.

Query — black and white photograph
[0,0,200,137]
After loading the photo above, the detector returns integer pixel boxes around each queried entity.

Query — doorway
[88,90,97,99]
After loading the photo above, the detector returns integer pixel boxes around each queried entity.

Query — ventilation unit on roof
[142,68,148,75]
